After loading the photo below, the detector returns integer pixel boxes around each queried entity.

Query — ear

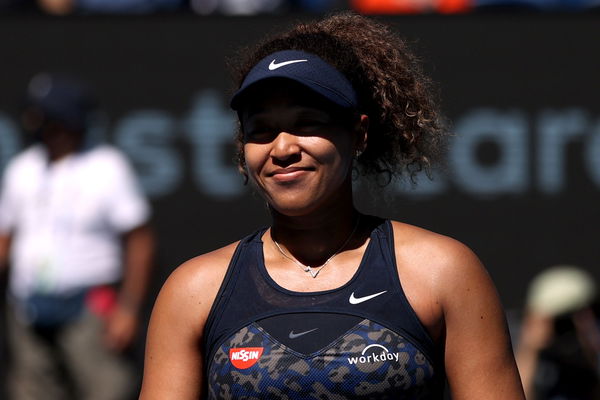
[355,114,369,155]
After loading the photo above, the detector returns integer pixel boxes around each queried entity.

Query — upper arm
[438,242,524,399]
[122,224,154,259]
[0,233,11,271]
[139,263,206,399]
[139,245,235,399]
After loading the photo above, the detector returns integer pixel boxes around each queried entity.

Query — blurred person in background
[516,265,600,400]
[0,0,185,15]
[0,73,154,400]
[351,0,471,14]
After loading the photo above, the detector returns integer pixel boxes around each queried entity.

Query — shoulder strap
[378,219,438,361]
[202,229,265,356]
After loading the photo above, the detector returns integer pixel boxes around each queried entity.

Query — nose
[270,131,301,162]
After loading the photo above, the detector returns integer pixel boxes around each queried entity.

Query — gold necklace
[271,215,360,278]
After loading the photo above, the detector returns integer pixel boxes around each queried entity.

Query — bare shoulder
[389,221,523,399]
[391,221,484,277]
[166,241,240,294]
[141,241,241,399]
[153,241,240,333]
[389,220,496,315]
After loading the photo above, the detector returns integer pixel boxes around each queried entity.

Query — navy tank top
[203,219,445,399]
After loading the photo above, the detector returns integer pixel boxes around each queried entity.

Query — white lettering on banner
[0,94,599,199]
[537,110,588,194]
[450,109,528,195]
[113,111,182,197]
[585,119,600,186]
[0,113,20,171]
[184,90,242,198]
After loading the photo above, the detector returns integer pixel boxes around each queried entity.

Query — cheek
[243,143,265,178]
[310,137,353,171]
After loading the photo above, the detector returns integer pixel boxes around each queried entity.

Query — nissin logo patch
[229,347,264,369]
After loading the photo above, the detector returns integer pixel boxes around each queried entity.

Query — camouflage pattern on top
[207,319,438,399]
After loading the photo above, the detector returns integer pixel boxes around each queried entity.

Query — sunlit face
[240,81,366,217]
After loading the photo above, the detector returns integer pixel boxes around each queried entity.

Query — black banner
[0,14,599,310]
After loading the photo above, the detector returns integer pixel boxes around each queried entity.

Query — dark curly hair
[232,12,447,184]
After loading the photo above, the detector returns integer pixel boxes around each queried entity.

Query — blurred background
[0,1,599,398]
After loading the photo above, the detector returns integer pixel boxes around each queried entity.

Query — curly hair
[231,12,447,184]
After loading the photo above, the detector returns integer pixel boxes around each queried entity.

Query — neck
[47,146,77,162]
[269,202,361,267]
[42,129,82,163]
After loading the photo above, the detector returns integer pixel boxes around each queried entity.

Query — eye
[244,127,275,143]
[294,117,331,133]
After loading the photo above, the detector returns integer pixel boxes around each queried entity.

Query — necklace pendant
[271,214,361,280]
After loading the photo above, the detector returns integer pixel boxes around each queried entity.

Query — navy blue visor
[230,50,358,111]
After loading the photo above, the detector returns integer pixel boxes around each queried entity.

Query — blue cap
[26,73,95,132]
[230,50,358,111]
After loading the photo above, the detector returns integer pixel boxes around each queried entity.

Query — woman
[140,13,525,399]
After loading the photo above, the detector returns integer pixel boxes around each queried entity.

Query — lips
[268,167,313,182]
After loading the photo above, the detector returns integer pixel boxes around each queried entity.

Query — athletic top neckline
[253,226,376,297]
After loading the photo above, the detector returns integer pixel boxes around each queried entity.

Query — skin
[0,234,10,272]
[515,311,554,399]
[140,83,525,399]
[105,223,155,351]
[37,0,75,15]
[40,121,84,162]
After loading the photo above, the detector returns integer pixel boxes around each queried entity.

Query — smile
[268,167,313,182]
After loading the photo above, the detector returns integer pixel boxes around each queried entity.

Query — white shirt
[0,144,150,299]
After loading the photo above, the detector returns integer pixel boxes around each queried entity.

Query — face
[240,81,367,217]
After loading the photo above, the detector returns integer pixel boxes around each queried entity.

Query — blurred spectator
[351,0,471,14]
[36,0,184,15]
[350,0,600,13]
[475,0,600,11]
[516,265,600,400]
[189,0,282,15]
[0,73,154,400]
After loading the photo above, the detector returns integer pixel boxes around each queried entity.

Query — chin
[268,199,321,218]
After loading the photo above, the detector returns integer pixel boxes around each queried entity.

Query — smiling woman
[241,80,363,217]
[139,12,525,400]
